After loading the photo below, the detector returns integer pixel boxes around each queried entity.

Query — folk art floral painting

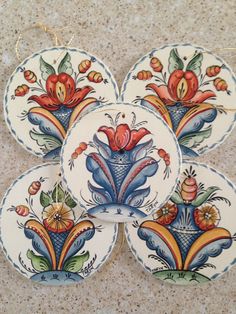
[125,161,236,284]
[61,103,181,222]
[4,47,118,159]
[121,44,236,157]
[0,162,118,285]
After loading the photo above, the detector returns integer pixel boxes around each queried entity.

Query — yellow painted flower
[194,205,220,231]
[42,203,75,233]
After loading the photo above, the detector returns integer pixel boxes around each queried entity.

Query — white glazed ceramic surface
[0,162,118,285]
[61,102,182,222]
[125,161,236,285]
[121,43,236,158]
[4,46,118,159]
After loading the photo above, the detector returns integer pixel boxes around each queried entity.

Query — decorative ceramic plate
[4,46,118,159]
[121,43,236,158]
[61,102,182,222]
[125,161,236,285]
[0,162,118,285]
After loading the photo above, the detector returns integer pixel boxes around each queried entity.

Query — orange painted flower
[154,203,178,225]
[98,124,150,151]
[42,203,75,233]
[28,73,93,111]
[146,69,216,107]
[194,205,220,231]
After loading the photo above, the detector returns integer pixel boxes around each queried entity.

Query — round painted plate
[0,162,118,286]
[121,43,236,158]
[125,161,236,285]
[4,46,118,159]
[61,102,182,222]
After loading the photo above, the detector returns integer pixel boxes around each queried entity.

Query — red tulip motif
[28,72,93,111]
[98,124,150,151]
[147,69,216,107]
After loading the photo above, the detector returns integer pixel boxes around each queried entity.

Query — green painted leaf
[30,131,62,151]
[186,52,203,76]
[179,127,212,149]
[27,250,51,272]
[170,191,183,204]
[192,187,220,207]
[52,183,65,202]
[168,48,184,73]
[58,52,73,75]
[40,56,55,80]
[65,194,77,208]
[63,251,90,272]
[40,191,51,207]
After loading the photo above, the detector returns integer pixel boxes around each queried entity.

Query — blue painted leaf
[86,153,117,200]
[118,157,158,203]
[130,139,153,162]
[88,181,113,204]
[93,134,111,159]
[138,226,177,269]
[24,226,52,266]
[43,146,62,160]
[28,110,65,142]
[187,237,232,271]
[178,108,217,140]
[179,144,199,157]
[125,187,150,207]
[62,226,95,264]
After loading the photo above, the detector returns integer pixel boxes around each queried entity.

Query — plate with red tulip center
[121,43,236,158]
[61,102,182,222]
[4,46,118,159]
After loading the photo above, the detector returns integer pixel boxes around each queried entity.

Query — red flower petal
[98,126,118,151]
[28,94,60,111]
[45,74,60,103]
[182,71,199,101]
[146,83,174,105]
[125,128,150,150]
[65,86,94,108]
[114,124,131,150]
[190,90,216,103]
[58,73,75,103]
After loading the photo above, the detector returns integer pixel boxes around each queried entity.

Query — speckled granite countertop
[0,1,236,313]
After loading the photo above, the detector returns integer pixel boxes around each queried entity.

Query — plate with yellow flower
[0,162,118,285]
[125,161,236,285]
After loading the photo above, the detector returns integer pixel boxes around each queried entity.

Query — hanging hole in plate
[119,149,125,155]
